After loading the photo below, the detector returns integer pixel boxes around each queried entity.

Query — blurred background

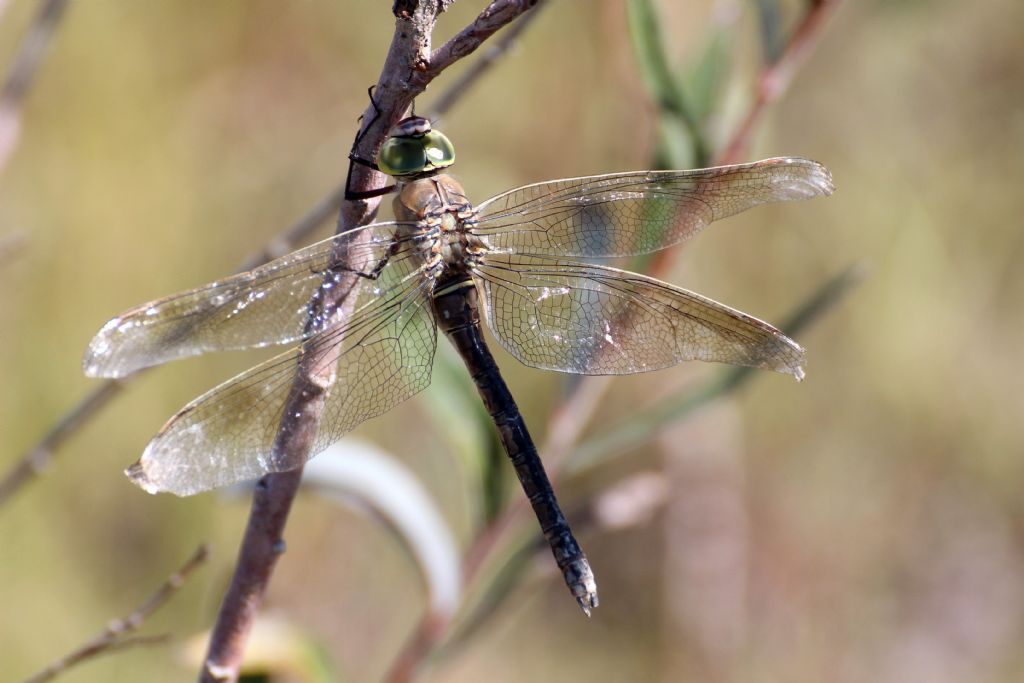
[2,0,1023,681]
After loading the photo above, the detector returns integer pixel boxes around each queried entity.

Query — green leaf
[755,0,786,64]
[684,27,733,124]
[627,0,709,166]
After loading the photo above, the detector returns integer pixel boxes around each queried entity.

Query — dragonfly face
[377,116,455,178]
[83,118,833,612]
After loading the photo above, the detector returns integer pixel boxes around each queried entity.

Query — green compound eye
[377,123,456,178]
[421,130,455,170]
[378,136,428,177]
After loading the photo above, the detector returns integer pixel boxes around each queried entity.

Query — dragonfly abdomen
[432,277,599,615]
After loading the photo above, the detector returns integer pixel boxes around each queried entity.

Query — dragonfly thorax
[394,174,486,279]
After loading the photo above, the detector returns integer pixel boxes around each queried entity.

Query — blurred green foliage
[2,1,1024,682]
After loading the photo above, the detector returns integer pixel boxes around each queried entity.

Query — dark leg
[346,86,396,201]
[355,85,382,147]
[344,153,396,201]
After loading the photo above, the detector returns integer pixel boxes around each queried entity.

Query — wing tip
[759,157,835,198]
[81,354,104,378]
[765,332,806,381]
[82,349,124,379]
[82,319,118,378]
[126,443,199,496]
[125,460,162,495]
[793,158,835,197]
[805,161,835,197]
[83,316,143,378]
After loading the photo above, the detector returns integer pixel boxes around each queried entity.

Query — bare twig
[201,3,545,682]
[199,470,304,682]
[237,184,348,272]
[717,0,839,165]
[427,0,545,122]
[0,380,124,506]
[22,545,209,683]
[0,0,69,176]
[410,0,541,87]
[382,614,449,683]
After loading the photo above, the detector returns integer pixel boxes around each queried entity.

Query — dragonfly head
[377,116,455,179]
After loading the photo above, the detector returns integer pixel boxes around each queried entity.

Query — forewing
[473,254,804,378]
[84,221,423,377]
[125,268,437,496]
[471,158,832,258]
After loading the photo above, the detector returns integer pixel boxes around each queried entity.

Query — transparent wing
[472,254,804,378]
[84,221,425,378]
[125,266,437,496]
[471,158,832,257]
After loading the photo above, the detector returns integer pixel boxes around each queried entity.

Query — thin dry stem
[237,184,348,271]
[0,380,124,506]
[716,0,839,166]
[381,614,449,683]
[412,0,541,86]
[21,545,208,683]
[428,1,545,122]
[0,0,69,176]
[199,471,304,682]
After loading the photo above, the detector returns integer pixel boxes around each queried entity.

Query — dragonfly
[84,116,832,615]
